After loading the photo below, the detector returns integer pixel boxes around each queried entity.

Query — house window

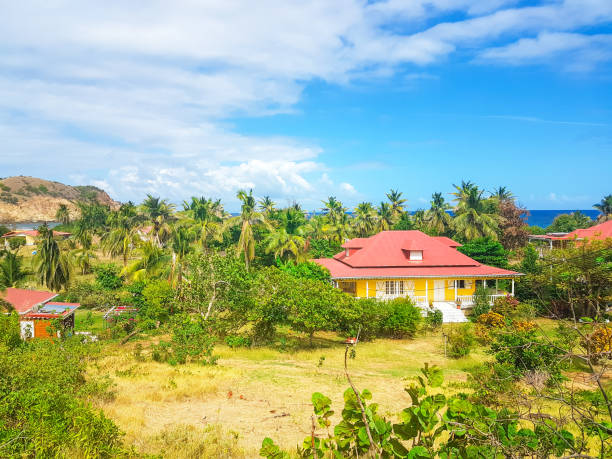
[338,281,356,296]
[385,281,404,295]
[409,250,423,260]
[455,280,466,289]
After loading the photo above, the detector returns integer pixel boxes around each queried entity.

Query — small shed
[20,302,80,339]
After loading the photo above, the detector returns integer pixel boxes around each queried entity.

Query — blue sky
[1,1,611,211]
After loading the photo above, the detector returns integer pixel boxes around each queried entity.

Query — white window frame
[455,279,466,289]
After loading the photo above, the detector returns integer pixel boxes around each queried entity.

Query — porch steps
[432,302,468,323]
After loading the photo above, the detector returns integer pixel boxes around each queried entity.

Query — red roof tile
[1,230,71,238]
[568,220,612,240]
[3,288,58,314]
[433,236,462,247]
[315,231,521,279]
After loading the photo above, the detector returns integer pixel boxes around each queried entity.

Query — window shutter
[376,281,385,298]
[465,279,473,289]
[447,280,454,289]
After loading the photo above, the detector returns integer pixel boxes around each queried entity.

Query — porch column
[454,280,457,302]
[425,279,428,303]
[366,281,369,298]
[495,279,498,294]
[483,279,487,290]
[511,279,515,296]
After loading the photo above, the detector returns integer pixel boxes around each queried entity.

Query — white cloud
[0,1,610,209]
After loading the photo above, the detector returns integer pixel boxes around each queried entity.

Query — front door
[434,280,445,301]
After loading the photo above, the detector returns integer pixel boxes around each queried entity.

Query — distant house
[136,225,154,241]
[314,231,522,308]
[1,229,71,248]
[528,220,612,253]
[3,288,79,339]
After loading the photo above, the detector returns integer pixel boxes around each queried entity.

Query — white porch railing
[356,294,427,306]
[456,294,511,308]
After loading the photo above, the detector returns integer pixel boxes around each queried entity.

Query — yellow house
[1,229,71,248]
[314,231,522,308]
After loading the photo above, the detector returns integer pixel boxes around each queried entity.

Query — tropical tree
[593,194,612,221]
[425,192,452,236]
[0,251,27,287]
[451,181,498,241]
[490,186,514,202]
[183,196,224,249]
[121,241,169,282]
[141,195,175,246]
[376,202,394,232]
[265,228,307,262]
[258,196,276,215]
[70,247,97,275]
[327,212,353,244]
[169,224,195,286]
[55,204,71,225]
[225,189,269,270]
[353,202,377,237]
[35,225,71,292]
[386,189,406,219]
[102,214,141,266]
[321,196,345,225]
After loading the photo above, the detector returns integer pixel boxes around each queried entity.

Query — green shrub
[94,263,123,290]
[379,298,422,339]
[425,309,443,330]
[142,280,175,323]
[470,286,490,320]
[8,237,25,250]
[224,334,252,349]
[152,315,217,365]
[276,259,331,282]
[447,323,475,358]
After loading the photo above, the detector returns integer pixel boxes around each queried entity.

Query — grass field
[84,322,488,458]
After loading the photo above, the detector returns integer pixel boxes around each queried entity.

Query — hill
[0,176,120,223]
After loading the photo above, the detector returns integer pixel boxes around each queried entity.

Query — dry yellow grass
[88,329,488,457]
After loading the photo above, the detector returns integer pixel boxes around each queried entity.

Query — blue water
[525,210,600,228]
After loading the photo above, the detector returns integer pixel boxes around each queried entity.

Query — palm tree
[327,212,353,244]
[35,225,71,292]
[225,189,269,270]
[121,241,169,282]
[0,251,27,287]
[169,224,195,286]
[376,202,394,232]
[102,214,141,266]
[425,192,452,235]
[491,186,515,202]
[141,195,176,246]
[258,196,276,215]
[183,196,224,249]
[71,247,97,275]
[304,215,327,240]
[452,181,498,240]
[55,204,71,225]
[321,196,345,225]
[265,228,307,262]
[593,194,612,221]
[386,189,406,218]
[353,202,377,237]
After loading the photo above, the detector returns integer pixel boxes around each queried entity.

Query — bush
[142,280,175,323]
[470,286,490,320]
[425,309,443,330]
[8,237,25,250]
[584,325,612,358]
[457,237,508,268]
[276,259,331,282]
[224,334,252,349]
[379,298,422,339]
[447,323,475,358]
[152,315,217,365]
[94,263,123,290]
[491,295,519,317]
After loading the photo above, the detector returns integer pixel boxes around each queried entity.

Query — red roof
[433,236,462,248]
[567,220,612,241]
[3,288,58,314]
[315,231,521,279]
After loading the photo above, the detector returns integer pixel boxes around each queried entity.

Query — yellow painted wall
[343,278,513,301]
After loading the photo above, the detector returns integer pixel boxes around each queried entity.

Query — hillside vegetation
[0,176,119,223]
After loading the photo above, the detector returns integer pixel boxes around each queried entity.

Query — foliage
[224,334,252,349]
[261,363,588,458]
[470,286,491,319]
[35,224,71,292]
[546,211,593,233]
[307,238,342,258]
[0,338,128,457]
[94,263,124,290]
[0,251,27,288]
[497,200,529,250]
[152,315,218,365]
[584,325,612,356]
[141,279,175,323]
[457,237,508,268]
[491,294,519,317]
[7,237,25,250]
[276,259,331,282]
[379,298,422,339]
[446,323,475,358]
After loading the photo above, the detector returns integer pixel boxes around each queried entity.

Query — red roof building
[528,220,612,250]
[3,288,58,314]
[314,231,521,306]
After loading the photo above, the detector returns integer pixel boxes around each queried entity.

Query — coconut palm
[169,224,195,286]
[35,225,71,292]
[0,251,27,287]
[376,202,394,232]
[55,204,71,225]
[452,181,498,240]
[121,241,169,282]
[491,186,515,202]
[265,228,307,262]
[327,212,353,244]
[321,196,345,225]
[258,196,276,215]
[353,202,377,237]
[386,189,406,218]
[102,214,141,266]
[593,194,612,221]
[425,192,452,235]
[304,215,327,240]
[141,195,176,246]
[183,197,224,249]
[71,247,97,275]
[225,189,269,270]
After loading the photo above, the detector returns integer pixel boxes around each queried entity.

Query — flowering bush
[492,295,519,317]
[512,320,536,333]
[584,325,612,357]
